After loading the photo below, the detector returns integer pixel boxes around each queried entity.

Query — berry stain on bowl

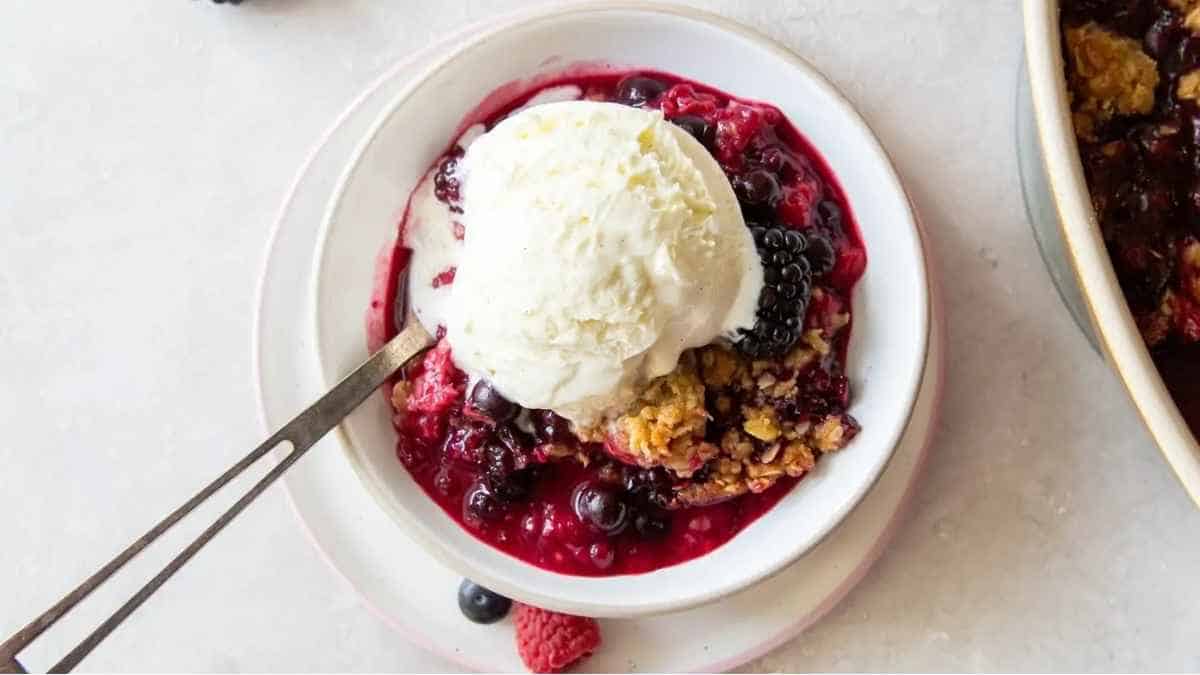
[367,71,868,577]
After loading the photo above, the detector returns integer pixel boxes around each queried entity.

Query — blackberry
[210,0,243,4]
[736,224,818,358]
[816,201,843,230]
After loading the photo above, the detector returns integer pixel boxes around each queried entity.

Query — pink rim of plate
[252,2,945,670]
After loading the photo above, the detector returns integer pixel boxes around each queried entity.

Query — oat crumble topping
[1064,22,1158,139]
[614,320,858,507]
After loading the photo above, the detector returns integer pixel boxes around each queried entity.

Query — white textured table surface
[3,1,1199,672]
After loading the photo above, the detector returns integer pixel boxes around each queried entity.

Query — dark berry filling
[383,70,866,576]
[1063,0,1200,435]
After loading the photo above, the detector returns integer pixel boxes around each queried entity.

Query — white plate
[313,1,929,616]
[253,8,944,669]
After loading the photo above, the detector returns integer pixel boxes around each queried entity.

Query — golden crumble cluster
[1064,22,1158,139]
[604,297,858,508]
[675,340,856,506]
[604,357,717,478]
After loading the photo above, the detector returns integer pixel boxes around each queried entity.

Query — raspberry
[514,604,601,673]
[829,245,867,290]
[777,174,823,228]
[431,266,456,289]
[712,101,775,166]
[405,341,465,414]
[658,84,719,121]
[409,412,446,444]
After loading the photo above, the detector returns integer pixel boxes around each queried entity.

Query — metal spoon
[0,302,432,673]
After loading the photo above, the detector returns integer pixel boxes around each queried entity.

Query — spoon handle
[0,322,433,673]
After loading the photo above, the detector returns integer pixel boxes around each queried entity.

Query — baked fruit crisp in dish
[371,71,868,578]
[1061,0,1200,434]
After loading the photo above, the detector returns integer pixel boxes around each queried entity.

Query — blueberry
[463,482,506,523]
[469,380,518,422]
[733,169,781,207]
[738,335,762,357]
[493,468,536,502]
[1178,35,1200,72]
[671,115,715,147]
[634,512,670,540]
[624,468,673,509]
[495,423,534,456]
[758,146,789,173]
[531,409,573,445]
[816,201,842,229]
[1145,12,1179,59]
[805,235,837,276]
[573,484,629,535]
[483,444,536,502]
[458,579,512,624]
[615,75,667,106]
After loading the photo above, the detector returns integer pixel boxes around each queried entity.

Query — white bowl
[1024,0,1200,507]
[313,2,929,618]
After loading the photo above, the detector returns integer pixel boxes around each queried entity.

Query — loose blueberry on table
[1061,0,1200,435]
[380,72,867,582]
[457,579,512,624]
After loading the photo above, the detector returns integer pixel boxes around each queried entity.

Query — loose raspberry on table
[514,604,601,673]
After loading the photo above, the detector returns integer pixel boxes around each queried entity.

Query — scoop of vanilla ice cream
[445,100,762,427]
